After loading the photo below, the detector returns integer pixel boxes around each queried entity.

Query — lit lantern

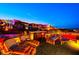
[14,37,21,43]
[30,32,34,40]
[41,32,45,36]
[24,31,27,36]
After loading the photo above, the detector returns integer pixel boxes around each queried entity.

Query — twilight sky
[0,3,79,29]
